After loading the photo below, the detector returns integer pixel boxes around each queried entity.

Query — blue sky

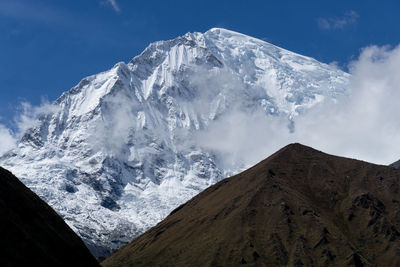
[1,0,400,127]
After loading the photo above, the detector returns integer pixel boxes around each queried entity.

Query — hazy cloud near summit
[195,44,400,167]
[294,44,400,164]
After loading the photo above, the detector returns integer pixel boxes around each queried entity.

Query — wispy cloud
[0,0,69,25]
[317,10,359,30]
[0,124,17,155]
[14,100,59,137]
[102,0,120,13]
[0,99,59,157]
[0,0,122,44]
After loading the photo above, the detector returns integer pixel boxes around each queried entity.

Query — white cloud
[296,44,400,164]
[0,124,17,155]
[195,44,400,167]
[196,108,292,169]
[14,100,59,138]
[89,91,138,158]
[0,99,58,157]
[318,10,359,30]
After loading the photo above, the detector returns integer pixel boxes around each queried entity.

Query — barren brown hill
[0,167,99,267]
[102,143,400,267]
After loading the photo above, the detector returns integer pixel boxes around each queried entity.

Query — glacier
[0,28,349,257]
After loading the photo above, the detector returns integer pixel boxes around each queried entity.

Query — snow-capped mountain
[0,28,349,257]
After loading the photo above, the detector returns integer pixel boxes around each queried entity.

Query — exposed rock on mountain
[0,167,99,267]
[103,144,400,267]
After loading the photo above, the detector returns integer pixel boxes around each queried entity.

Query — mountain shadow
[0,167,99,267]
[102,143,400,267]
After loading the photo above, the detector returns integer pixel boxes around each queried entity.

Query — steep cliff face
[0,28,349,256]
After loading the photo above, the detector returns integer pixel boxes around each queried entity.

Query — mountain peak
[278,142,315,152]
[258,142,325,166]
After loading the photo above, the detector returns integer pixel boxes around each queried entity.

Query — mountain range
[0,28,349,257]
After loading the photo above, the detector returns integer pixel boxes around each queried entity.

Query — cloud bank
[196,44,400,167]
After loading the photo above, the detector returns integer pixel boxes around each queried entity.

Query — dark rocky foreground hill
[0,167,99,267]
[102,143,400,267]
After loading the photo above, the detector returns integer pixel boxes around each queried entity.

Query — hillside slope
[103,144,400,267]
[0,167,99,267]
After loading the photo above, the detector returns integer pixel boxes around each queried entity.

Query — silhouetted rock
[0,167,99,267]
